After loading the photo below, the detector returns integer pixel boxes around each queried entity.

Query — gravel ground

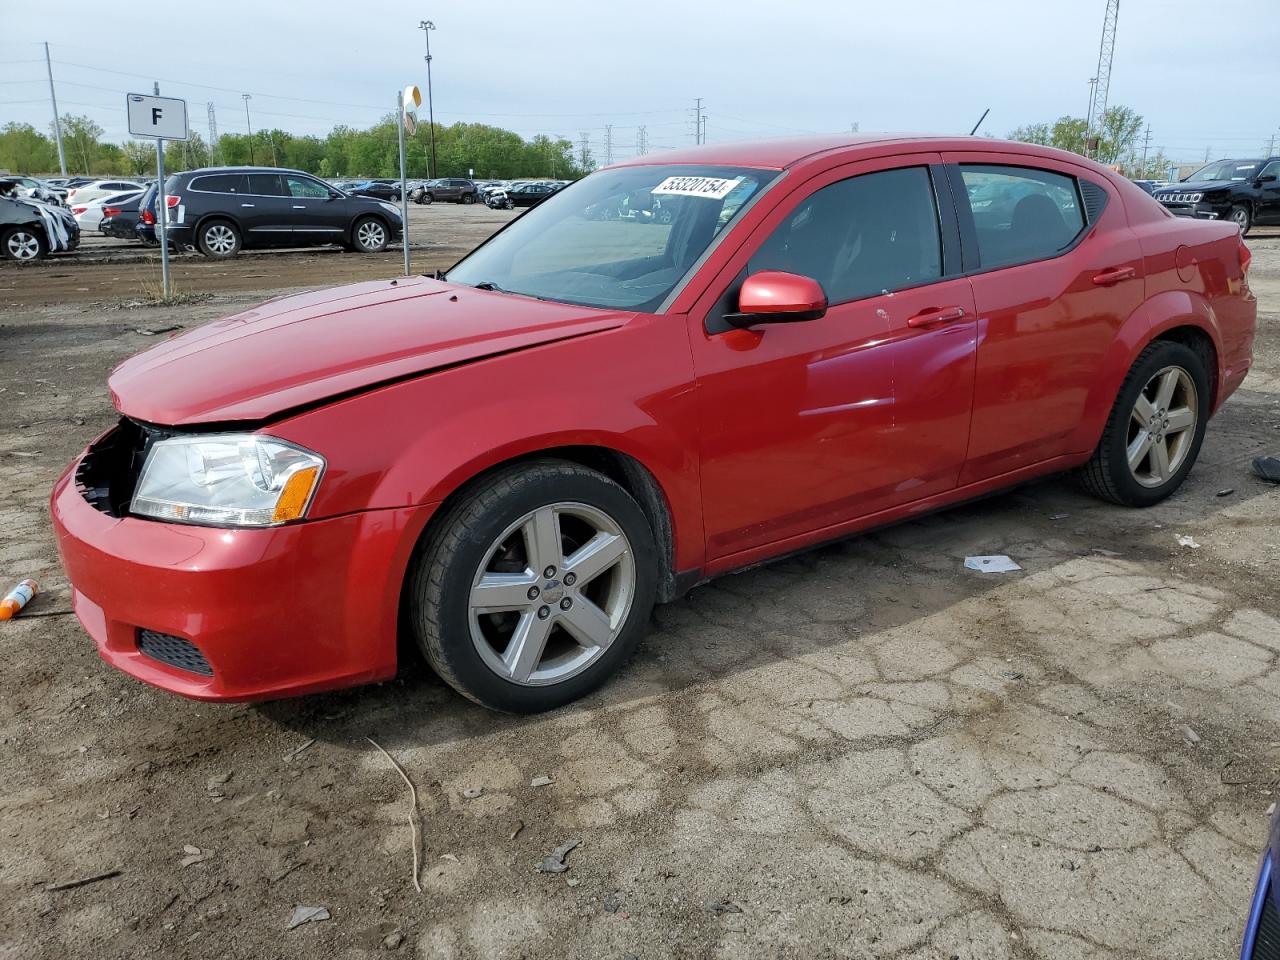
[0,219,1277,960]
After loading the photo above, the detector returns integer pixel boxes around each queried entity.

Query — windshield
[1183,159,1262,182]
[447,164,779,311]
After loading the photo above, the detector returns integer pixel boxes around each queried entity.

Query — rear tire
[461,192,475,205]
[2,227,47,261]
[1079,340,1210,507]
[407,460,658,713]
[419,192,434,205]
[197,219,241,259]
[1229,204,1252,236]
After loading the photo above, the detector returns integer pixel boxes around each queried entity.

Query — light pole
[418,20,438,179]
[242,93,254,164]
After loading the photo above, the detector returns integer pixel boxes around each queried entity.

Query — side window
[286,176,329,199]
[748,166,942,305]
[192,174,246,194]
[1259,160,1280,179]
[247,173,285,196]
[959,165,1085,269]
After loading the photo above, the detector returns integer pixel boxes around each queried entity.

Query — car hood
[1154,180,1232,195]
[108,276,631,425]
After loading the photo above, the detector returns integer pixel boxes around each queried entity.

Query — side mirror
[724,271,827,328]
[1258,174,1278,183]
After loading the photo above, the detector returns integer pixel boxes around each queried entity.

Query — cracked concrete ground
[0,226,1277,960]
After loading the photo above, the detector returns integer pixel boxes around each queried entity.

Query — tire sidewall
[413,467,658,713]
[1100,341,1211,506]
[2,227,47,261]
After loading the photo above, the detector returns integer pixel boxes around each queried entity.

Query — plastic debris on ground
[1176,535,1201,549]
[287,905,330,929]
[964,555,1022,574]
[536,838,581,874]
[0,579,38,621]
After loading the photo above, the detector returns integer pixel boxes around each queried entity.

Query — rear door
[283,173,347,242]
[942,152,1144,482]
[244,173,294,241]
[690,155,979,561]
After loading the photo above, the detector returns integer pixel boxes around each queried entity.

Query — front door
[690,157,978,563]
[283,173,348,244]
[243,172,295,242]
[1255,160,1280,225]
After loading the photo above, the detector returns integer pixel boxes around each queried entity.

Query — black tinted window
[192,174,247,194]
[285,175,329,199]
[247,173,285,196]
[749,166,942,305]
[960,165,1085,269]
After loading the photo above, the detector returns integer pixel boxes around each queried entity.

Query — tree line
[0,113,588,180]
[1007,105,1174,179]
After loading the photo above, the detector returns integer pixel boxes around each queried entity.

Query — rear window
[959,165,1085,269]
[248,173,285,196]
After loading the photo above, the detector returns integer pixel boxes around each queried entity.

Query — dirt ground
[0,211,1278,960]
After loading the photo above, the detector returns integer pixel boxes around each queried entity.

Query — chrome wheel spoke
[1127,430,1154,471]
[1166,407,1194,433]
[471,572,537,612]
[1154,369,1180,410]
[563,531,626,585]
[1131,394,1155,429]
[502,611,555,683]
[1149,437,1172,481]
[559,596,614,649]
[523,507,562,574]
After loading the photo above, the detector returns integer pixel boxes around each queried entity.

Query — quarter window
[192,174,247,194]
[960,165,1085,269]
[748,166,943,305]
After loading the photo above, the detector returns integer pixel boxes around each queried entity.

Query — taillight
[141,208,155,224]
[103,207,121,217]
[165,195,180,208]
[71,206,87,215]
[1240,238,1252,278]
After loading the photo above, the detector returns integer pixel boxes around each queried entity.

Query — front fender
[1068,289,1223,453]
[271,315,705,576]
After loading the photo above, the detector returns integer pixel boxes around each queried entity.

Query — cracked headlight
[131,435,325,527]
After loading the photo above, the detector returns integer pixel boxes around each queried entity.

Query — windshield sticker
[652,176,743,200]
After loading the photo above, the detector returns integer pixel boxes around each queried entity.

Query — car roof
[609,134,1106,171]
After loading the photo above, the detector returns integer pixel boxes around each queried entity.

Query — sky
[2,0,1277,165]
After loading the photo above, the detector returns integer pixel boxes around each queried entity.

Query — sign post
[400,86,422,278]
[127,91,188,298]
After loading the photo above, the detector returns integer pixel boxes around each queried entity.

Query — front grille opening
[136,629,214,677]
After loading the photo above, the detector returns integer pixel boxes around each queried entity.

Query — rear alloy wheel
[409,461,658,712]
[1080,340,1209,506]
[2,227,47,261]
[197,220,240,258]
[462,192,475,204]
[1229,204,1252,236]
[352,217,388,253]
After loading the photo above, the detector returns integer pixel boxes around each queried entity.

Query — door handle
[240,203,255,208]
[1092,265,1136,285]
[906,305,968,328]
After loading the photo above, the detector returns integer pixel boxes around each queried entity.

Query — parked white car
[64,179,145,207]
[72,190,142,231]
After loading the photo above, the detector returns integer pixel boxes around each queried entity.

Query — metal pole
[155,82,170,299]
[398,91,410,277]
[419,21,437,179]
[44,43,67,176]
[242,94,254,164]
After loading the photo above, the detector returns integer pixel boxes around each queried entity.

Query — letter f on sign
[152,108,162,124]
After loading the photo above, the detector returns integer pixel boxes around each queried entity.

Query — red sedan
[51,135,1256,712]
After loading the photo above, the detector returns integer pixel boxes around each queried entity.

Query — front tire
[1229,204,1252,236]
[408,461,659,712]
[197,219,241,258]
[351,216,388,253]
[2,227,47,261]
[461,192,475,205]
[1079,340,1210,507]
[419,192,434,205]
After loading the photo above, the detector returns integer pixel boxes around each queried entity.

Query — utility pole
[397,90,410,277]
[700,115,706,144]
[604,124,613,166]
[636,126,648,156]
[207,102,218,164]
[418,21,438,179]
[1267,132,1276,156]
[43,42,67,176]
[578,132,591,172]
[242,94,254,164]
[1204,146,1211,163]
[693,97,703,144]
[1140,124,1151,174]
[851,121,859,133]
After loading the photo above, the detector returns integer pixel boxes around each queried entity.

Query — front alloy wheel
[3,228,45,261]
[409,460,658,712]
[353,217,388,252]
[1127,366,1197,488]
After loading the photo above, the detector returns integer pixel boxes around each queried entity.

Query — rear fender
[1068,289,1222,453]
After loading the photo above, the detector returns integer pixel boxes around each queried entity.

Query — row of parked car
[0,167,572,260]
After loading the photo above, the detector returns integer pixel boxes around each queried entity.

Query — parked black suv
[1152,157,1280,236]
[161,166,404,258]
[417,178,480,204]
